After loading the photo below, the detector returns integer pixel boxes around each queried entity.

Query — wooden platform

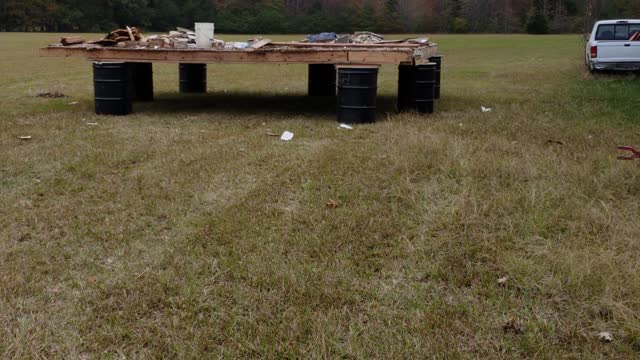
[39,43,438,65]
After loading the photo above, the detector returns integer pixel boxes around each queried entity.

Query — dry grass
[1,33,640,358]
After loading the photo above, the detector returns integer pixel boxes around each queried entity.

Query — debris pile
[302,31,429,45]
[147,28,202,49]
[351,31,385,44]
[305,31,385,44]
[54,25,435,50]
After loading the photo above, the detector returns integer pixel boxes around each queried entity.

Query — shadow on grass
[133,92,402,117]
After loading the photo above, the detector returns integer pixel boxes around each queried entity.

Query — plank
[126,26,135,41]
[250,38,272,50]
[347,50,413,64]
[39,45,434,65]
[270,42,424,48]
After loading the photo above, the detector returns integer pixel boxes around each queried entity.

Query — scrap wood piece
[61,36,85,46]
[177,27,196,35]
[325,199,341,208]
[126,26,135,41]
[109,29,129,38]
[130,27,143,41]
[249,38,272,50]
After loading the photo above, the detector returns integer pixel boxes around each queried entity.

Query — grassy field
[1,32,640,358]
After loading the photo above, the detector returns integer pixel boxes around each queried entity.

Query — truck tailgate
[598,42,640,62]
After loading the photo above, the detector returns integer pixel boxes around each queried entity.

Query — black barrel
[429,56,442,100]
[130,62,154,101]
[397,64,413,112]
[308,64,336,96]
[337,67,378,124]
[93,62,133,116]
[413,63,436,114]
[179,64,207,93]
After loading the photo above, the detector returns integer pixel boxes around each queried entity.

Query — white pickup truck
[586,20,640,72]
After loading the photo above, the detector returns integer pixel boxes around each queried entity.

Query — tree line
[1,0,639,34]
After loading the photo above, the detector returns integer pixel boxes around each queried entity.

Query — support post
[429,56,442,100]
[130,62,154,101]
[337,66,379,124]
[179,63,207,93]
[397,63,436,114]
[308,64,336,96]
[93,62,133,116]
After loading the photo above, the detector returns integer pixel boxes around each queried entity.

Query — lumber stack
[146,28,197,48]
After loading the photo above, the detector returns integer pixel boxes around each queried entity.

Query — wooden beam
[347,50,414,65]
[270,42,425,48]
[39,45,436,65]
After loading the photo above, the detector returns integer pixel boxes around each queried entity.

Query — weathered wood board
[39,44,438,65]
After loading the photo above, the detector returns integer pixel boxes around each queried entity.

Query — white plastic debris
[86,122,99,126]
[19,136,32,140]
[230,42,249,49]
[481,106,493,113]
[280,131,294,141]
[195,22,215,49]
[68,101,79,105]
[339,124,353,130]
[598,332,613,342]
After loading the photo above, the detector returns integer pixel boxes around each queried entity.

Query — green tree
[357,1,378,31]
[526,6,550,34]
[381,0,403,33]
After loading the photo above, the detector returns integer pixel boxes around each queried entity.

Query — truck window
[615,25,629,40]
[596,24,640,41]
[596,25,615,40]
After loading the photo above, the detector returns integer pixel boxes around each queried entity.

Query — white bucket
[195,23,215,48]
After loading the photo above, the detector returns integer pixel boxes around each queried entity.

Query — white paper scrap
[281,131,294,141]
